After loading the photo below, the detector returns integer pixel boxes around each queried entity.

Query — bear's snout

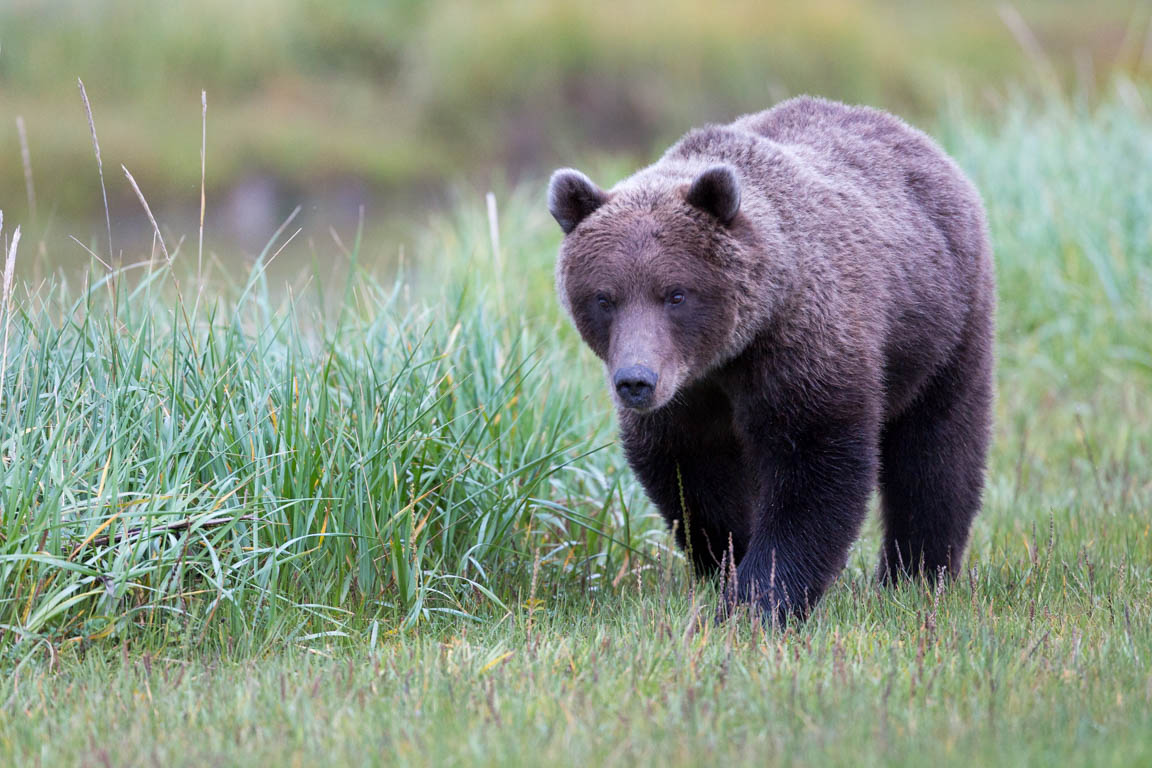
[613,365,658,410]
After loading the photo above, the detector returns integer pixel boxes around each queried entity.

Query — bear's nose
[613,365,658,409]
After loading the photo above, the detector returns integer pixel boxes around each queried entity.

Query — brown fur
[548,96,996,622]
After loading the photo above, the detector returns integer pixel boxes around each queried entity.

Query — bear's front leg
[620,381,754,578]
[727,406,878,624]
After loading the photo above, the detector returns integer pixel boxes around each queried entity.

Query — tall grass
[0,226,650,656]
[0,87,1149,663]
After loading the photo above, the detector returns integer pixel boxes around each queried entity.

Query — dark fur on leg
[621,380,753,578]
[878,304,994,584]
[732,407,878,624]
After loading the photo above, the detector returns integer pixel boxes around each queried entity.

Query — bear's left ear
[548,168,608,235]
[685,164,741,224]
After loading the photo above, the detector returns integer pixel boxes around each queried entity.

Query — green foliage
[2,89,1150,656]
[2,0,1150,220]
[0,550,1150,765]
[0,225,652,653]
[0,89,1150,765]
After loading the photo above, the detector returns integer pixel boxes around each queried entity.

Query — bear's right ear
[548,169,608,235]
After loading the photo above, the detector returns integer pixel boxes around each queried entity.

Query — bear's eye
[668,290,686,306]
[595,293,612,310]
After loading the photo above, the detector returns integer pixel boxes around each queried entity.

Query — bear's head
[549,163,765,413]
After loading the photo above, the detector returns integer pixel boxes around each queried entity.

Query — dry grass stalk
[122,165,197,345]
[1,217,20,415]
[998,4,1059,88]
[122,165,171,263]
[69,514,258,556]
[78,79,114,261]
[199,90,207,278]
[15,117,36,222]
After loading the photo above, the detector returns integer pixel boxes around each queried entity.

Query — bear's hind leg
[878,325,993,583]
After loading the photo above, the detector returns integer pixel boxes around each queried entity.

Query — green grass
[2,576,1150,766]
[0,92,1150,764]
[0,228,645,652]
[3,0,1150,221]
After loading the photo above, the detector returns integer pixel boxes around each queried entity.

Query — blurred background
[2,0,1151,269]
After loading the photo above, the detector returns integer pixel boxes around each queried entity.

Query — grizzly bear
[548,96,995,622]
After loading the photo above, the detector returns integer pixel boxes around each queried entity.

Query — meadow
[0,90,1150,763]
[3,0,1150,228]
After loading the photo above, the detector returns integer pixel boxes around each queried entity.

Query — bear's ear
[685,164,741,224]
[548,168,608,235]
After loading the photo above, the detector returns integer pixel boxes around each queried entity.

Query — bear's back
[730,97,990,272]
[733,98,949,205]
[730,97,994,417]
[735,96,910,150]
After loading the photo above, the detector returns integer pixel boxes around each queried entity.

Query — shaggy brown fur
[548,96,995,623]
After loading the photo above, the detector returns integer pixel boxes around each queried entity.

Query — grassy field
[3,0,1151,227]
[0,93,1150,764]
